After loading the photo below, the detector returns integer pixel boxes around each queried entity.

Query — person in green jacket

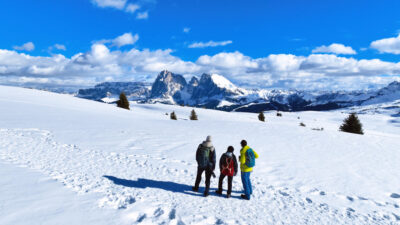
[239,140,259,200]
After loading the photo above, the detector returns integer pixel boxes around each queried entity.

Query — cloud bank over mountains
[2,33,400,91]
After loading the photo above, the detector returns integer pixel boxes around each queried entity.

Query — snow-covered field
[0,85,399,225]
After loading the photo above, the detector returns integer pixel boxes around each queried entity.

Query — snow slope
[0,85,400,224]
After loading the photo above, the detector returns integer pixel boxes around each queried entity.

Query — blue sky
[0,0,400,91]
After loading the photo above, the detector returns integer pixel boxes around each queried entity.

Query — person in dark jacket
[192,135,216,197]
[215,146,238,198]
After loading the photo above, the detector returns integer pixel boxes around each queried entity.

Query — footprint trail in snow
[1,128,399,224]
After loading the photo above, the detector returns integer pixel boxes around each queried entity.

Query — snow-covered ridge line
[76,70,400,113]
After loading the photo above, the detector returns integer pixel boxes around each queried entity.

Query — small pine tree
[170,111,177,120]
[258,111,265,122]
[190,109,198,120]
[339,113,364,135]
[117,92,130,110]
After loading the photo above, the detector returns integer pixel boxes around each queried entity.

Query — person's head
[227,146,234,152]
[240,140,247,147]
[205,135,212,142]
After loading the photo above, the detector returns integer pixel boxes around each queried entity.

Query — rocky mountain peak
[189,76,199,87]
[150,70,187,99]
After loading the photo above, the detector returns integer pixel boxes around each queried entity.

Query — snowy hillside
[1,85,400,224]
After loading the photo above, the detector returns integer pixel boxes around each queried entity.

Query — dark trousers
[194,167,212,193]
[217,174,233,195]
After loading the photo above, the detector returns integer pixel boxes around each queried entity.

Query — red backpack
[221,154,234,176]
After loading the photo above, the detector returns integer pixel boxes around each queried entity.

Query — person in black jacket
[192,135,216,197]
[215,146,238,198]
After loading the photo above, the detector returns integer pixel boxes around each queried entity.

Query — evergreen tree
[339,113,364,135]
[190,109,198,120]
[258,111,265,122]
[170,111,177,120]
[117,92,130,110]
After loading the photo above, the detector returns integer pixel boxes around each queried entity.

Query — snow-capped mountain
[77,82,151,103]
[190,73,247,102]
[76,70,400,113]
[149,70,187,103]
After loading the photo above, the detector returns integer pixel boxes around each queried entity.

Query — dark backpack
[221,154,234,176]
[245,148,255,168]
[198,145,211,168]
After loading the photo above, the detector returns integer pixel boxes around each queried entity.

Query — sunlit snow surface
[0,85,399,224]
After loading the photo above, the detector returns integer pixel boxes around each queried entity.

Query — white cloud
[112,33,139,47]
[1,41,400,91]
[97,33,139,48]
[91,0,127,9]
[189,40,233,48]
[13,42,35,51]
[197,51,257,74]
[312,43,356,55]
[54,44,66,51]
[370,34,400,54]
[91,0,153,19]
[136,11,148,19]
[125,3,140,13]
[183,27,190,33]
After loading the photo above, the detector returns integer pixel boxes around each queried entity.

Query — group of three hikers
[192,136,259,200]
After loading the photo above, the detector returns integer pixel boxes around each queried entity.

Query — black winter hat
[227,146,234,152]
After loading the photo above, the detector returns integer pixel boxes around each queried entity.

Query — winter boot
[226,193,231,198]
[204,192,209,197]
[241,194,250,200]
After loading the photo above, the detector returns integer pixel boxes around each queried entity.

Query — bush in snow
[299,122,306,127]
[258,111,265,122]
[190,109,198,120]
[276,112,282,117]
[116,92,130,110]
[339,113,364,135]
[170,111,177,120]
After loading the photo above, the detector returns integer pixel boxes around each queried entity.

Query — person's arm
[219,154,223,171]
[211,148,216,170]
[195,145,201,165]
[253,150,259,159]
[240,151,246,164]
[233,154,238,176]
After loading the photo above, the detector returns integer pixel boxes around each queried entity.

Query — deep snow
[0,85,399,224]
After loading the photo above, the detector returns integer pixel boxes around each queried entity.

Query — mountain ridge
[76,70,400,113]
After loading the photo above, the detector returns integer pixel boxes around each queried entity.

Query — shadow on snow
[103,175,200,197]
[103,175,242,198]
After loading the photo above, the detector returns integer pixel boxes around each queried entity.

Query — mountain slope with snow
[77,70,400,114]
[1,85,400,224]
